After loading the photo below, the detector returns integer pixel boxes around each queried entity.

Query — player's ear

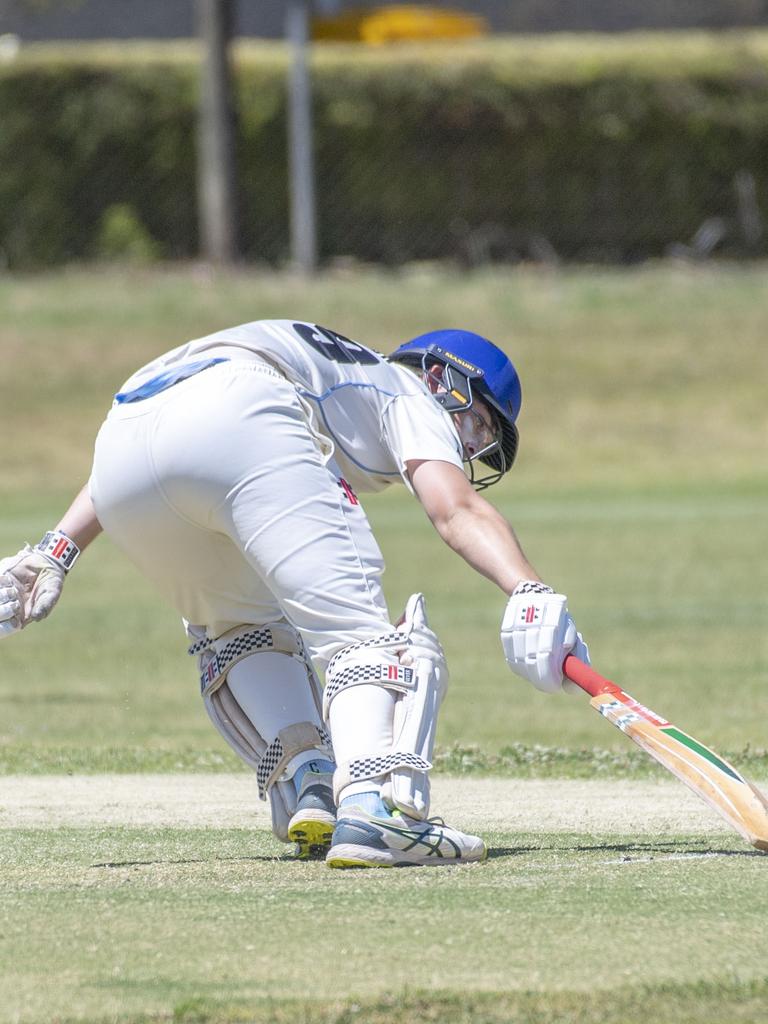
[424,362,444,393]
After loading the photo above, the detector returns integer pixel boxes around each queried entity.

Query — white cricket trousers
[89,359,395,667]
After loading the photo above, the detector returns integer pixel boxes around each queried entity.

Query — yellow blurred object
[312,5,488,44]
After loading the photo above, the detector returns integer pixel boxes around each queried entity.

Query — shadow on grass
[486,839,763,860]
[91,838,763,869]
[573,840,763,857]
[89,854,298,868]
[486,846,540,859]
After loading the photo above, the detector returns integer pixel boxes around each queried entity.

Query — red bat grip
[563,655,623,697]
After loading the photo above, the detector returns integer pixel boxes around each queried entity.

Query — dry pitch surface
[0,774,739,837]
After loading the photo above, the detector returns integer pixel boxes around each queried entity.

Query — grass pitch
[3,776,767,1024]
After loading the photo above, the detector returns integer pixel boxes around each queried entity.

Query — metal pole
[197,0,238,264]
[286,0,318,273]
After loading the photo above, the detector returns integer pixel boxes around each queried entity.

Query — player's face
[453,398,497,459]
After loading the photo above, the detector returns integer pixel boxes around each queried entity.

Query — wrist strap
[512,580,554,596]
[37,531,81,572]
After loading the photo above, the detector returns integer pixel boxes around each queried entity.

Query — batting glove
[500,581,589,694]
[0,573,24,638]
[0,531,80,638]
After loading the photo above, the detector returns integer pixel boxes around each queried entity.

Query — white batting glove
[500,581,589,694]
[0,573,24,637]
[0,531,80,637]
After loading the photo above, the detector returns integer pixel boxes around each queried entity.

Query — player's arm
[0,484,101,638]
[407,458,538,594]
[53,484,103,551]
[407,458,588,693]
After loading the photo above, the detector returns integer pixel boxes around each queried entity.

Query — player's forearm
[432,501,540,595]
[54,484,103,552]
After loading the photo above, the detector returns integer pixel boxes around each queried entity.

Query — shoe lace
[391,808,446,827]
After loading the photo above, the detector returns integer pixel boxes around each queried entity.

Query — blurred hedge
[2,32,768,267]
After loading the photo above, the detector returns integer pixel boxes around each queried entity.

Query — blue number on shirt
[293,323,381,365]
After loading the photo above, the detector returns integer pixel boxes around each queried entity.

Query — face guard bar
[420,345,515,491]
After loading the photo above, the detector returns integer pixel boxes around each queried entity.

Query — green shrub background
[2,32,768,266]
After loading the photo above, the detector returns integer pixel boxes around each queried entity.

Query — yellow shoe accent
[288,817,335,860]
[326,856,393,869]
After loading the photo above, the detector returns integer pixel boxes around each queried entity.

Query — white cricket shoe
[326,806,487,868]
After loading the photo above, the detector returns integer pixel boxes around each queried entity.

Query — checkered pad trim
[327,631,408,674]
[512,581,554,596]
[256,725,333,799]
[197,627,276,693]
[187,636,212,656]
[347,751,432,784]
[257,734,284,798]
[324,663,415,707]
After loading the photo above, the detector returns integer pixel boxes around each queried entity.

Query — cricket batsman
[0,321,588,867]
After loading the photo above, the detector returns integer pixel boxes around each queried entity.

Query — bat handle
[563,655,623,698]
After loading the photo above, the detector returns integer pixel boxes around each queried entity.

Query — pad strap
[323,630,411,719]
[323,662,415,710]
[192,623,301,695]
[333,751,432,803]
[326,630,408,672]
[256,721,334,799]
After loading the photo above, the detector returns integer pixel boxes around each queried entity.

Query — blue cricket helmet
[388,329,521,489]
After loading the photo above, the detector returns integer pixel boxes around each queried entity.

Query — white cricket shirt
[116,319,464,493]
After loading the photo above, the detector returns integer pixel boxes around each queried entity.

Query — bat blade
[564,656,768,852]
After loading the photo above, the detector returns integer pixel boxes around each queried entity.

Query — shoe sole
[287,811,335,860]
[326,842,487,869]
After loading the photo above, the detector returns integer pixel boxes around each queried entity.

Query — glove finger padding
[0,544,68,629]
[29,565,65,621]
[0,574,23,636]
[501,581,588,694]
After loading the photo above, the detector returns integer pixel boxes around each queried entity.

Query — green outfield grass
[2,261,767,491]
[1,263,766,767]
[4,825,767,1024]
[1,264,767,1024]
[2,479,767,771]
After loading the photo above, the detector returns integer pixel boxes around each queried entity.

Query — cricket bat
[563,655,768,852]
